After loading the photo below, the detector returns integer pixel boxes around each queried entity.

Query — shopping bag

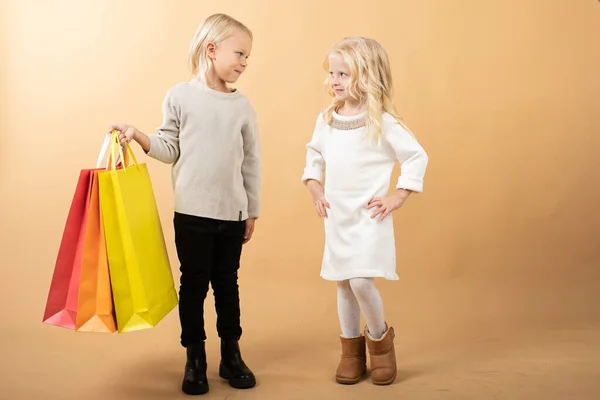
[99,131,178,333]
[42,169,94,330]
[43,134,122,332]
[75,169,117,333]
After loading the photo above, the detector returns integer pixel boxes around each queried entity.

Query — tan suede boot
[365,324,397,385]
[335,335,367,384]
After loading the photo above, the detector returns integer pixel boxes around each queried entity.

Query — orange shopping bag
[75,169,117,333]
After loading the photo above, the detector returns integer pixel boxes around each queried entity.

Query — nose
[241,57,248,67]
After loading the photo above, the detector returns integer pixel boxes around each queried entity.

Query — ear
[206,41,217,60]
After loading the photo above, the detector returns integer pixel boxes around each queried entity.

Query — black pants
[174,212,246,347]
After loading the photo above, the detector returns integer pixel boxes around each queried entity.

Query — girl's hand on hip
[314,196,331,218]
[306,180,330,218]
[367,189,412,221]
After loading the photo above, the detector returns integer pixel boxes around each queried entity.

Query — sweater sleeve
[146,89,181,164]
[241,110,262,219]
[383,119,429,193]
[301,113,326,185]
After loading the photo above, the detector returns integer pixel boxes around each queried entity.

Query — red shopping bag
[43,169,94,329]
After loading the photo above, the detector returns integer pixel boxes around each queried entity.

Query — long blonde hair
[322,37,414,143]
[188,13,253,83]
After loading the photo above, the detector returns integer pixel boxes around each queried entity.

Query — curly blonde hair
[188,13,253,83]
[322,37,414,143]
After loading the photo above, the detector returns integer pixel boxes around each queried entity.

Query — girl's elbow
[421,151,429,166]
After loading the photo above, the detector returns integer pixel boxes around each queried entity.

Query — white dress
[301,111,428,281]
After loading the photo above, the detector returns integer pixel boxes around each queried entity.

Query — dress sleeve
[383,119,429,193]
[301,113,327,185]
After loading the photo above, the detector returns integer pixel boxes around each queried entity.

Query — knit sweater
[146,80,261,221]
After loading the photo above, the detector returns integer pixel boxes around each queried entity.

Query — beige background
[2,0,600,399]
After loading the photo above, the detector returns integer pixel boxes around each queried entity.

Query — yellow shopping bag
[98,131,178,333]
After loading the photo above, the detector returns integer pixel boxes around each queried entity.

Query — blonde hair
[322,36,414,143]
[188,13,253,83]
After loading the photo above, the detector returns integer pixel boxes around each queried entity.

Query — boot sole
[336,376,362,385]
[219,365,256,389]
[372,370,397,386]
[336,368,366,385]
[182,381,209,395]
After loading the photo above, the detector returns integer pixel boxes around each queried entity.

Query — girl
[109,13,261,395]
[301,37,428,386]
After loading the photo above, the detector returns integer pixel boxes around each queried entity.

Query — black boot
[182,343,209,395]
[218,339,256,389]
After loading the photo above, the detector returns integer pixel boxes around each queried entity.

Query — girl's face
[328,53,354,103]
[207,29,252,87]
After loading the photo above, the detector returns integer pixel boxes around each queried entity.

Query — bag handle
[97,132,130,169]
[108,130,139,171]
[96,133,112,168]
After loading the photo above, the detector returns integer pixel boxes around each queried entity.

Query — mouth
[234,70,243,75]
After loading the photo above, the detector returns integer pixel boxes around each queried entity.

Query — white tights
[337,278,386,339]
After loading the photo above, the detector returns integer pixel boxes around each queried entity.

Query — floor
[4,267,600,400]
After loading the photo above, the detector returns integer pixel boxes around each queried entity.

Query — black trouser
[174,212,246,347]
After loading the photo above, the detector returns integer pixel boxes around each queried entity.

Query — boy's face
[209,29,252,84]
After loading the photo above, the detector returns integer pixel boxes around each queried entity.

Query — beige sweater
[146,80,261,221]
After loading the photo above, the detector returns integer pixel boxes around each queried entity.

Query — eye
[340,73,347,77]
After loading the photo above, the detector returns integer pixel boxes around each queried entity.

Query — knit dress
[301,111,428,281]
